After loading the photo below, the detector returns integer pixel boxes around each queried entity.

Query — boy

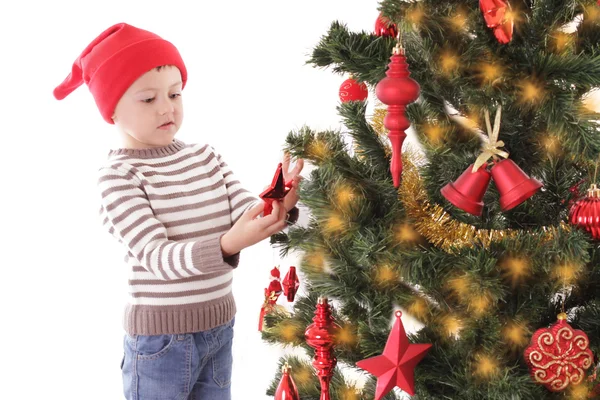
[53,22,303,399]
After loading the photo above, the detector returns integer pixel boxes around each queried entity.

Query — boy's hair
[53,23,187,124]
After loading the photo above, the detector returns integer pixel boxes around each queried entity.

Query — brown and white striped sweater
[97,138,262,336]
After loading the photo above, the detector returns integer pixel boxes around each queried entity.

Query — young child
[53,22,303,400]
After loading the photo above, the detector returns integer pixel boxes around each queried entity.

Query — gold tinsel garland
[369,105,569,253]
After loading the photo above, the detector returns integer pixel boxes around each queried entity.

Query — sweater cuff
[191,236,232,273]
[286,206,299,225]
[224,252,240,268]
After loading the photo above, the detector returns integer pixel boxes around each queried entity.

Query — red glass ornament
[376,46,420,187]
[275,363,300,400]
[339,78,368,103]
[524,313,594,392]
[490,159,542,211]
[304,297,340,400]
[441,164,492,216]
[260,163,293,216]
[569,184,600,240]
[479,0,514,44]
[282,266,299,302]
[356,311,431,399]
[374,13,398,38]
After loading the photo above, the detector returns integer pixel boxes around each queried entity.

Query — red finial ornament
[376,44,420,187]
[275,363,300,400]
[304,297,340,400]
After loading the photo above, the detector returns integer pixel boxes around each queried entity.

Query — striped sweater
[97,138,261,336]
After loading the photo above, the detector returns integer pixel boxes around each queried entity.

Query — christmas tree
[262,1,600,399]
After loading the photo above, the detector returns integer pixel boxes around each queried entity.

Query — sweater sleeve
[211,146,261,225]
[97,165,236,280]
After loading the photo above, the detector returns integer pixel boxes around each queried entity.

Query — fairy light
[279,320,304,344]
[518,79,545,104]
[471,292,492,316]
[423,123,445,144]
[408,297,430,320]
[439,51,460,76]
[406,4,425,25]
[307,139,330,161]
[302,250,326,274]
[447,10,468,31]
[395,223,420,244]
[374,264,399,287]
[292,364,313,386]
[552,31,573,53]
[502,320,529,349]
[478,63,503,85]
[441,314,463,338]
[447,275,471,299]
[499,256,532,287]
[473,353,500,380]
[323,212,348,235]
[552,262,582,285]
[334,323,358,347]
[541,135,562,157]
[334,183,357,214]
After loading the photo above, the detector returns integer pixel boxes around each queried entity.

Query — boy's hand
[220,200,287,257]
[282,152,304,212]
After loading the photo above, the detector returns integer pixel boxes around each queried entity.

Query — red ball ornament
[375,13,398,38]
[524,313,594,392]
[339,77,368,103]
[275,363,300,400]
[569,184,600,240]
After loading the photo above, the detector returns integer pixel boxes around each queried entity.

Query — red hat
[53,22,187,124]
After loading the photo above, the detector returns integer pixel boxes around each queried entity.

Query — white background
[3,1,599,399]
[0,1,425,399]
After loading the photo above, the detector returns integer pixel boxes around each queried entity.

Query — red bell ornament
[275,363,300,400]
[376,45,420,187]
[441,164,492,216]
[569,184,600,240]
[491,159,543,211]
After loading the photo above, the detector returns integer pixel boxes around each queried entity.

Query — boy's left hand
[282,152,304,212]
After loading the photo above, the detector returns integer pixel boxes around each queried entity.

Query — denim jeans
[121,317,235,400]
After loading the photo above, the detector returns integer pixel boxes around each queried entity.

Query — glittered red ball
[374,13,398,38]
[569,184,600,240]
[339,78,368,103]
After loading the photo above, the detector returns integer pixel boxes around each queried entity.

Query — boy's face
[112,65,183,149]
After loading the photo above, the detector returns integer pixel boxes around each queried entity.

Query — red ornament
[376,45,420,187]
[441,164,492,216]
[356,311,431,399]
[258,266,284,331]
[282,266,300,302]
[304,297,340,400]
[491,159,542,211]
[339,77,368,103]
[524,313,594,392]
[260,163,293,216]
[569,184,600,240]
[374,13,398,38]
[479,0,514,44]
[275,363,300,400]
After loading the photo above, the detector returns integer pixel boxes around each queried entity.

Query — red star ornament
[259,163,293,216]
[356,311,431,399]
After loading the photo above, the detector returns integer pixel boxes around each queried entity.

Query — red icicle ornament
[304,297,340,400]
[275,363,300,400]
[376,43,420,187]
[282,266,300,302]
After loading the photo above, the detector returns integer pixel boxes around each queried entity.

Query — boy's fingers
[245,201,265,220]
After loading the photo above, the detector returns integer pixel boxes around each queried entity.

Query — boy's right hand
[220,200,287,257]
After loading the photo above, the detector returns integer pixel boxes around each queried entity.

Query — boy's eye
[170,93,181,99]
[143,98,155,103]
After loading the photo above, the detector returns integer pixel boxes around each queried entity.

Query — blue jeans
[121,318,235,400]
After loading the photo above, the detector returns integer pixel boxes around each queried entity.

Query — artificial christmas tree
[264,1,600,398]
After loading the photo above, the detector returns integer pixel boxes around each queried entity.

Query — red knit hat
[53,22,187,124]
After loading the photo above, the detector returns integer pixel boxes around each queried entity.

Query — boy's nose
[158,98,175,115]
